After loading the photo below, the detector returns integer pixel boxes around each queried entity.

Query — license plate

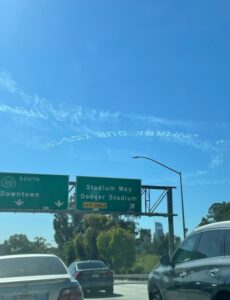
[15,294,48,300]
[15,297,35,300]
[92,274,100,278]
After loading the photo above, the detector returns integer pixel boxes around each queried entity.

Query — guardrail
[114,274,148,281]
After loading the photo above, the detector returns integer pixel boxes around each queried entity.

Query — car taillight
[58,286,84,300]
[74,271,82,278]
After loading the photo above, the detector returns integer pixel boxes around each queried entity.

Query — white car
[0,253,84,300]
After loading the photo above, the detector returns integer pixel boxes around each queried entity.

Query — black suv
[148,221,230,300]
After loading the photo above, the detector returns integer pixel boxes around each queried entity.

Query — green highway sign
[76,176,142,213]
[0,172,69,211]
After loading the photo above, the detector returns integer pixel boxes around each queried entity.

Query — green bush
[129,264,145,274]
[134,254,159,273]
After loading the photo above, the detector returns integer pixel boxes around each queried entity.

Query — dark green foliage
[198,202,230,226]
[53,213,74,251]
[53,212,183,272]
[3,234,54,255]
[132,254,159,274]
[152,234,181,256]
[97,227,136,273]
[53,213,138,270]
[3,234,32,254]
[74,233,85,260]
[62,240,76,265]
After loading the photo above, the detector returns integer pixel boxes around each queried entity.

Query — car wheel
[150,290,162,300]
[105,286,113,295]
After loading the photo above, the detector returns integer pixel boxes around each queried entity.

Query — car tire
[150,290,162,300]
[105,286,113,295]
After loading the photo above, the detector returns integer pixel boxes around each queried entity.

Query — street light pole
[133,155,186,239]
[178,172,186,239]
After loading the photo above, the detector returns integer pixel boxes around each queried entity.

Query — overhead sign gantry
[0,171,177,255]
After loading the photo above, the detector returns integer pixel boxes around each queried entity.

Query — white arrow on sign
[55,200,64,208]
[129,203,135,210]
[15,199,24,207]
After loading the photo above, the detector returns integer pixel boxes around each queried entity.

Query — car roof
[194,221,230,233]
[75,260,104,263]
[0,254,57,260]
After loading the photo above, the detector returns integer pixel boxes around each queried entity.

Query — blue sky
[0,0,230,245]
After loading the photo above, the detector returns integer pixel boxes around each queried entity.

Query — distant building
[154,222,164,239]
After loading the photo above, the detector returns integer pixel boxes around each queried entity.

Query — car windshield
[77,261,107,270]
[0,256,67,278]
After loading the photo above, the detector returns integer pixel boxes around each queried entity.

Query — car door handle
[179,271,187,277]
[209,267,219,277]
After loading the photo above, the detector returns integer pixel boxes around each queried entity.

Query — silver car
[0,254,84,300]
[148,221,230,300]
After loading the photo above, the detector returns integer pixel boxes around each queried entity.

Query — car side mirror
[160,254,172,266]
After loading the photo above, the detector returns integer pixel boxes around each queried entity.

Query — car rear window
[0,256,67,278]
[77,261,107,270]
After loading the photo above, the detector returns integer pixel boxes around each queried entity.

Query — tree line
[199,202,230,226]
[53,212,182,273]
[0,235,56,255]
[1,201,229,273]
[1,213,176,273]
[53,213,137,273]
